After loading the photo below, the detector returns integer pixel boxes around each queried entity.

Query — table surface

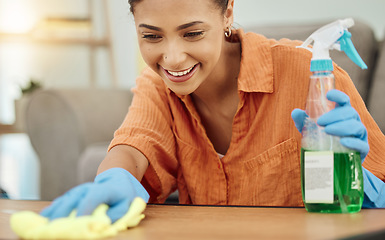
[2,199,385,240]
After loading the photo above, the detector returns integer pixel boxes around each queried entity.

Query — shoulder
[238,30,313,88]
[241,30,312,63]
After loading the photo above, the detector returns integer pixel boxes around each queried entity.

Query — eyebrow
[138,23,162,31]
[176,21,204,31]
[138,21,204,32]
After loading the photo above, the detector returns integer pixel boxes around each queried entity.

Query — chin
[168,85,195,96]
[162,74,201,96]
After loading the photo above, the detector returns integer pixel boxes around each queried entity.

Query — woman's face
[134,0,230,95]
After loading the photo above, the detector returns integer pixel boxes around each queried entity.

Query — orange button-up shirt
[109,29,385,206]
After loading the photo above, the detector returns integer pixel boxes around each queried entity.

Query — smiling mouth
[166,64,197,77]
[162,64,200,83]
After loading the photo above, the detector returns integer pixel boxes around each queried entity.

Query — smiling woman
[40,0,385,225]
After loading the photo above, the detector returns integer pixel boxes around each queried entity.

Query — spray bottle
[298,18,367,213]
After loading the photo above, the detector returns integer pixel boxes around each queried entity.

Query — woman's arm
[97,145,149,181]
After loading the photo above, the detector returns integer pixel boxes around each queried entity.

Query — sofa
[26,89,133,200]
[26,20,385,201]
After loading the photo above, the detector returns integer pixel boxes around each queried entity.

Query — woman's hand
[40,168,149,223]
[291,89,369,161]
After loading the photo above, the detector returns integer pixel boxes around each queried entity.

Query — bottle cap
[310,59,333,72]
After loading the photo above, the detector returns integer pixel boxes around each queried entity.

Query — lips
[167,65,195,77]
[162,64,199,83]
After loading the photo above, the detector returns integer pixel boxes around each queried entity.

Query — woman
[41,0,385,223]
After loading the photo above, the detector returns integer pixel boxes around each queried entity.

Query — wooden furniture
[2,199,385,240]
[0,124,18,134]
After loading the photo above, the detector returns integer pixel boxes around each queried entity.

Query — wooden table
[1,199,385,240]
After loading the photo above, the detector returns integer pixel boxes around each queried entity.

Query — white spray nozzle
[298,18,367,70]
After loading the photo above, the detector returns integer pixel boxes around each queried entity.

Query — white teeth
[167,65,195,77]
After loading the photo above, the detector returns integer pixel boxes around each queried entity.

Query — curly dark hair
[128,0,229,14]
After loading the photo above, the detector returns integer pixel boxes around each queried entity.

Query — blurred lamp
[0,0,37,34]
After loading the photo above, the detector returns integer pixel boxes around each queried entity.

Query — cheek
[139,44,161,68]
[193,37,223,66]
[196,44,221,62]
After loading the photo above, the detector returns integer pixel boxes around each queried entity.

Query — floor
[0,133,40,200]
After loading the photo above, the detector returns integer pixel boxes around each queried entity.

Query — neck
[192,40,241,113]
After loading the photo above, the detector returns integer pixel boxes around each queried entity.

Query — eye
[184,31,204,40]
[141,34,162,42]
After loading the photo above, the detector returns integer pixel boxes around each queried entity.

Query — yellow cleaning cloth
[10,197,146,239]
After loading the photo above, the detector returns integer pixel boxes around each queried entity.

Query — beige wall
[234,0,385,40]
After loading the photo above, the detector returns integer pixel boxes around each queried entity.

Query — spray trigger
[338,30,368,69]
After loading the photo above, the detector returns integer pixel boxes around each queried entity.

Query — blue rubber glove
[317,89,369,160]
[362,167,385,208]
[291,108,308,134]
[40,168,149,223]
[291,89,369,160]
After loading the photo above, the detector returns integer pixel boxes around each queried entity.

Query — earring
[225,26,232,38]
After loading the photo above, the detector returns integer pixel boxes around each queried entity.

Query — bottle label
[304,151,334,203]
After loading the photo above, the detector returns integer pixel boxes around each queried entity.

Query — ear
[223,0,234,29]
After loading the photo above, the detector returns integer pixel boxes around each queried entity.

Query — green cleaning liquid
[301,148,363,213]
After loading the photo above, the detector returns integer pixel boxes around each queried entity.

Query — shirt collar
[236,28,274,93]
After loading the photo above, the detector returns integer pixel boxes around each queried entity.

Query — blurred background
[0,0,384,200]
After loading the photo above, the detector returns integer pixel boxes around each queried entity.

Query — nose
[162,40,187,69]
